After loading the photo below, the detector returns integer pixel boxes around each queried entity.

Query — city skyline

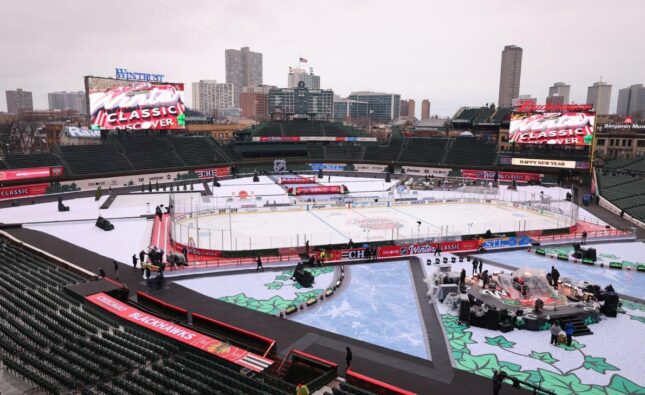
[0,0,644,116]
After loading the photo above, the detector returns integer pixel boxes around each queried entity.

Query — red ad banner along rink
[85,293,273,372]
[0,183,49,200]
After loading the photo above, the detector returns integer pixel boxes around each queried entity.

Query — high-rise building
[333,98,369,122]
[225,47,263,106]
[498,45,523,108]
[288,67,320,89]
[400,99,416,118]
[5,88,33,113]
[347,92,401,122]
[586,81,612,114]
[191,80,218,115]
[421,99,431,119]
[617,84,645,118]
[215,83,236,111]
[548,82,570,104]
[48,91,87,115]
[240,85,274,121]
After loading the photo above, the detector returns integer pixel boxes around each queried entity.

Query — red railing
[346,368,416,395]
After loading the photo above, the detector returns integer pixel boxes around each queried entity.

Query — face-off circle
[348,217,403,230]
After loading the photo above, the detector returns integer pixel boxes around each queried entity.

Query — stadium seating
[165,136,223,166]
[0,237,300,394]
[58,144,133,175]
[4,153,62,169]
[115,136,185,170]
[325,145,365,161]
[363,140,404,162]
[597,160,645,221]
[444,137,497,167]
[398,138,449,164]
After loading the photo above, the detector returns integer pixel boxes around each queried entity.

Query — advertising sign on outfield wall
[354,164,388,173]
[461,169,543,183]
[0,184,49,200]
[377,239,480,258]
[0,166,63,182]
[402,166,451,177]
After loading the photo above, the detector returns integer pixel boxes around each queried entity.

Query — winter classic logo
[349,217,402,230]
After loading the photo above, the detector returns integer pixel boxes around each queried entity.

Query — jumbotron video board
[85,76,186,131]
[509,111,595,146]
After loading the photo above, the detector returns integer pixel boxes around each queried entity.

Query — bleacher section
[59,144,133,175]
[165,136,222,166]
[597,165,645,221]
[234,143,309,159]
[490,107,512,125]
[444,137,497,167]
[398,138,449,164]
[363,140,404,162]
[325,145,365,161]
[116,136,185,170]
[0,237,298,394]
[252,121,365,138]
[4,153,61,169]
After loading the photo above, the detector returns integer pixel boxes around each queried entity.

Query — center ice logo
[349,217,402,230]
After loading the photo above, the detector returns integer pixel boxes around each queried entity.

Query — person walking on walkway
[132,254,138,269]
[98,268,106,278]
[256,256,264,272]
[345,346,352,370]
[550,321,561,345]
[493,370,506,395]
[581,231,588,245]
[460,268,466,286]
[564,322,574,346]
[112,260,119,278]
[139,250,146,266]
[472,259,478,275]
[479,259,483,274]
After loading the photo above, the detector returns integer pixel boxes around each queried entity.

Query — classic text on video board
[86,77,185,130]
[509,112,595,145]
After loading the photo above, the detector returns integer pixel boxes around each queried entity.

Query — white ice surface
[0,196,108,224]
[177,202,566,250]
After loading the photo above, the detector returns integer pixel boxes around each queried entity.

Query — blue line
[388,206,441,229]
[308,210,349,240]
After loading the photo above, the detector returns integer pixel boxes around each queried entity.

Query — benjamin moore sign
[115,68,165,82]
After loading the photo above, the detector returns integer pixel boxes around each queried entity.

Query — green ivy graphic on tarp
[441,310,645,395]
[219,266,335,314]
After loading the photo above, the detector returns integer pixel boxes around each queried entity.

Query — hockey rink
[173,201,569,250]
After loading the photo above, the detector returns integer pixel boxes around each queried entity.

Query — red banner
[86,293,273,372]
[461,169,543,183]
[195,167,231,179]
[377,240,480,258]
[279,176,317,184]
[0,166,63,182]
[171,241,222,258]
[290,185,344,196]
[0,183,49,200]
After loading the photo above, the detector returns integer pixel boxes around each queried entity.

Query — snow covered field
[175,202,567,250]
[25,218,152,265]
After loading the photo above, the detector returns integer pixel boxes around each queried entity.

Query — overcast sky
[0,0,643,116]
